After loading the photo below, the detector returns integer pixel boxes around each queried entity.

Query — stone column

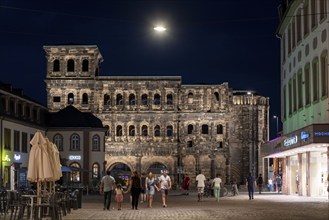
[306,151,310,196]
[297,153,302,196]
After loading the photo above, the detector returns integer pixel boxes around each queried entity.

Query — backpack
[257,176,263,185]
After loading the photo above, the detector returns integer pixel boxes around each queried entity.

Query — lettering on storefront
[314,131,329,136]
[300,131,310,141]
[284,135,298,147]
[69,155,81,160]
[14,154,21,161]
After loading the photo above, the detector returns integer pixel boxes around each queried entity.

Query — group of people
[246,173,283,200]
[99,170,172,211]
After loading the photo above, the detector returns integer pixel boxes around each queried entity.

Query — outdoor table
[21,194,38,220]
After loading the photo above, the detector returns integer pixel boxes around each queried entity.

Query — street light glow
[154,26,166,32]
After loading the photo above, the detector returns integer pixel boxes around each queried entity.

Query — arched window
[166,94,173,105]
[188,124,193,134]
[104,94,110,106]
[116,94,123,105]
[154,94,161,105]
[188,92,194,104]
[201,124,209,134]
[70,162,81,182]
[154,125,160,137]
[116,125,123,136]
[82,59,89,72]
[68,93,74,104]
[70,133,80,150]
[214,92,220,102]
[92,163,100,179]
[129,94,136,105]
[53,59,60,72]
[166,125,173,137]
[92,134,100,151]
[142,125,148,136]
[187,140,193,148]
[104,125,110,137]
[217,124,223,134]
[141,94,148,105]
[53,134,63,151]
[129,125,135,136]
[67,59,75,72]
[82,93,88,104]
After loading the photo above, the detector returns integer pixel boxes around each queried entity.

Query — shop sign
[4,155,11,162]
[300,131,310,141]
[314,131,329,136]
[284,135,298,147]
[14,154,21,161]
[69,155,81,160]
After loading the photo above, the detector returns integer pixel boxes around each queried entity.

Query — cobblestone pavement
[62,191,329,220]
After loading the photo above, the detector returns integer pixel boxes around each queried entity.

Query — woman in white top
[212,174,222,202]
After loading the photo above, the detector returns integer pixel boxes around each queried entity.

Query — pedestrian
[128,171,142,210]
[140,172,147,203]
[231,177,239,196]
[100,170,116,210]
[158,170,171,207]
[145,171,158,208]
[114,184,125,210]
[182,173,190,195]
[276,175,282,193]
[196,170,206,202]
[246,172,256,200]
[212,174,222,202]
[268,178,273,192]
[257,173,263,194]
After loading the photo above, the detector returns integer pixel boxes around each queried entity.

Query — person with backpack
[257,173,263,194]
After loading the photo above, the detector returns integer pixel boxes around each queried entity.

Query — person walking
[114,184,125,210]
[140,172,147,203]
[268,178,273,192]
[128,171,142,210]
[158,170,171,207]
[196,170,206,202]
[212,174,222,202]
[257,173,263,194]
[100,170,116,210]
[246,172,256,200]
[182,173,190,195]
[276,175,282,193]
[145,172,158,208]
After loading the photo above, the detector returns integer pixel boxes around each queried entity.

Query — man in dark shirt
[246,172,256,200]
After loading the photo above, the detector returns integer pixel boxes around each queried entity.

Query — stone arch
[142,157,174,175]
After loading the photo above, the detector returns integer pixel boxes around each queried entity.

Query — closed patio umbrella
[27,131,54,182]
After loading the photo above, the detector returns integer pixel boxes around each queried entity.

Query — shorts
[197,187,204,194]
[161,189,168,196]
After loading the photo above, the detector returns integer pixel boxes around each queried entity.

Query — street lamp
[273,115,279,137]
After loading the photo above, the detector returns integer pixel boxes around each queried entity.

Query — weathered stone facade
[44,45,269,186]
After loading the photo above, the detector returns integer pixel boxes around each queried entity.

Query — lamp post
[273,115,279,137]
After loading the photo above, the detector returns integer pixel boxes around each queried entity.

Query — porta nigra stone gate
[44,45,269,186]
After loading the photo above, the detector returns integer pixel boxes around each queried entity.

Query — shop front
[261,124,329,197]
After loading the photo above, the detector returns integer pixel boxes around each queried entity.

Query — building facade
[0,82,48,189]
[261,0,329,197]
[44,45,270,187]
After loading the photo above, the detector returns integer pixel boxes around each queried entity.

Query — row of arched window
[105,124,224,137]
[53,59,89,72]
[53,133,101,151]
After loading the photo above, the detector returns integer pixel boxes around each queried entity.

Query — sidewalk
[62,190,329,220]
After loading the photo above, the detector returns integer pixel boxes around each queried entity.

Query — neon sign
[284,135,298,147]
[14,154,21,161]
[4,155,11,162]
[69,155,81,160]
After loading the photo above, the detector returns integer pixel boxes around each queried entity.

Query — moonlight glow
[154,26,166,32]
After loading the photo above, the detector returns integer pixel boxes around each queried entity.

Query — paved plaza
[63,191,329,220]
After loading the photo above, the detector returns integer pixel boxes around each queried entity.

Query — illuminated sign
[300,131,310,141]
[69,155,81,160]
[14,154,21,161]
[4,155,11,162]
[284,135,298,147]
[314,131,329,136]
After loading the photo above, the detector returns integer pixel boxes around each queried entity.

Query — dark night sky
[0,0,281,139]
